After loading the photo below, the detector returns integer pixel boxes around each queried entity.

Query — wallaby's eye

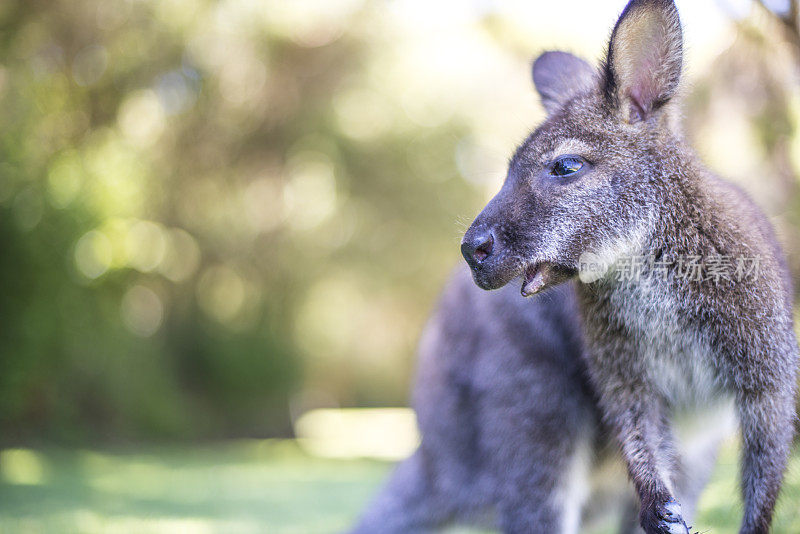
[550,155,584,177]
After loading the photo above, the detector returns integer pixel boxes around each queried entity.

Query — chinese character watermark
[577,252,762,285]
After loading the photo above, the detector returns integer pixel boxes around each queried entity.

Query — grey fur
[350,271,593,534]
[459,1,799,533]
[350,268,725,533]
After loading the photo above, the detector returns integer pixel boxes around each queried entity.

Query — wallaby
[350,267,726,534]
[458,1,799,533]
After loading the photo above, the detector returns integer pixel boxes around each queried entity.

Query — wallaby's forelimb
[593,372,689,534]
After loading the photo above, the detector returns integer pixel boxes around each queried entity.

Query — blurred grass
[0,440,799,534]
[0,440,387,534]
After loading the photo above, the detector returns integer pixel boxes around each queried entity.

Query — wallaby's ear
[532,51,595,115]
[602,0,682,122]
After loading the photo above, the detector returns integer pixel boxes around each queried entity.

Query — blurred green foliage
[0,0,799,445]
[0,0,490,443]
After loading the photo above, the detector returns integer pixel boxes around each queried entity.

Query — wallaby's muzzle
[462,194,578,296]
[461,199,534,292]
[460,228,493,266]
[461,220,513,291]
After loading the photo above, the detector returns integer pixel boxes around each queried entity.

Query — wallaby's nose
[461,231,494,265]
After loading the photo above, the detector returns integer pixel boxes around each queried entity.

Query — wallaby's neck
[650,142,723,259]
[638,136,714,250]
[588,140,722,295]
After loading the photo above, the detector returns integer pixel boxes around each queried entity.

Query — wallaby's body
[457,1,799,533]
[351,272,596,533]
[351,268,724,533]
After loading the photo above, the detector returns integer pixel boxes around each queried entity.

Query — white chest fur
[604,276,725,408]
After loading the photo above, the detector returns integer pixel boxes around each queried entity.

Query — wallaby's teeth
[521,263,546,297]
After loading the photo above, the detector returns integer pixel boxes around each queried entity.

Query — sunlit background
[2,0,800,532]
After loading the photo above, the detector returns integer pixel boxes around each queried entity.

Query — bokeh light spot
[218,54,267,108]
[267,0,360,47]
[159,228,201,283]
[197,265,246,325]
[155,70,198,115]
[283,153,337,232]
[47,149,84,208]
[121,285,165,337]
[118,90,166,148]
[0,449,46,485]
[295,408,419,460]
[74,230,113,279]
[243,177,284,234]
[125,220,168,273]
[334,88,394,141]
[72,45,108,87]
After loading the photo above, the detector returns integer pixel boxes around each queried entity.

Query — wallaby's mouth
[521,262,576,297]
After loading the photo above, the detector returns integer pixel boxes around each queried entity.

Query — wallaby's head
[461,0,684,296]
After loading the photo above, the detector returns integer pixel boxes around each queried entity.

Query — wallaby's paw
[641,498,690,534]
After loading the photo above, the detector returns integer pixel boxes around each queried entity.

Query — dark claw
[659,500,683,522]
[642,498,691,534]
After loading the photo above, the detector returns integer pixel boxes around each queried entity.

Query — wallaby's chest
[589,278,725,407]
